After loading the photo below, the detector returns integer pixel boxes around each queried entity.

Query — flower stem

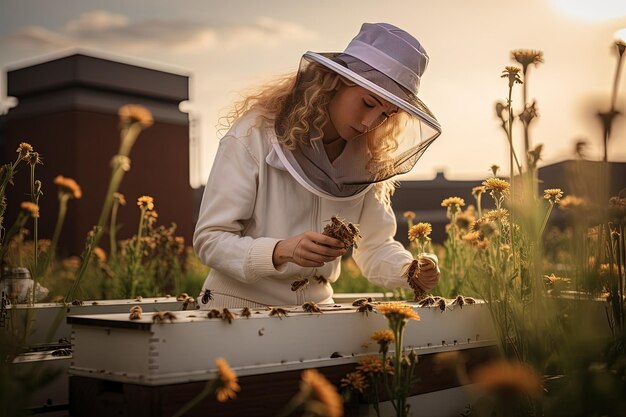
[172,379,218,417]
[65,123,143,302]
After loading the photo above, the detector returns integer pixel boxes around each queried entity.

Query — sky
[1,0,625,188]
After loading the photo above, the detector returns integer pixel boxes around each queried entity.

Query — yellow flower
[20,201,39,218]
[441,197,465,208]
[16,142,33,158]
[470,360,542,397]
[118,104,153,129]
[215,357,240,402]
[543,188,563,205]
[113,192,126,206]
[357,355,385,374]
[371,329,395,343]
[442,197,465,217]
[408,222,432,242]
[402,211,416,221]
[300,369,343,417]
[144,210,159,225]
[340,371,368,394]
[511,49,544,70]
[485,208,509,222]
[137,195,154,211]
[54,175,82,199]
[92,247,107,264]
[559,195,586,211]
[472,186,486,198]
[483,177,510,201]
[501,66,523,88]
[376,302,420,321]
[455,212,475,230]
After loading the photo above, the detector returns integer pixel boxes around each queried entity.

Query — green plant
[340,303,420,417]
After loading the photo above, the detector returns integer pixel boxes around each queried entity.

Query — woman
[194,22,442,308]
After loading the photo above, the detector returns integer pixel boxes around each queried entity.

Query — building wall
[0,54,193,256]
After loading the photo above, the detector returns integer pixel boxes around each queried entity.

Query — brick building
[0,53,193,256]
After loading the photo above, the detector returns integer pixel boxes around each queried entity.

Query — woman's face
[325,85,398,142]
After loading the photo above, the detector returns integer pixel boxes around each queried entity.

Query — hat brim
[303,51,442,134]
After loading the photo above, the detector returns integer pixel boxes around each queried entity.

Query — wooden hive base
[69,345,498,417]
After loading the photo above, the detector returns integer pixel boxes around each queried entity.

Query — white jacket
[193,110,420,308]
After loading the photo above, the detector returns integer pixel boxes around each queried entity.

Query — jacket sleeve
[193,135,282,283]
[351,188,422,289]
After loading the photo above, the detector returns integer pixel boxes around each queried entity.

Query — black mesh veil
[271,53,441,199]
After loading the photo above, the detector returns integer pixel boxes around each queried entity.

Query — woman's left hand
[414,254,440,292]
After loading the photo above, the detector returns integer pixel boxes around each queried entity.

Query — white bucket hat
[304,22,441,133]
[272,23,441,199]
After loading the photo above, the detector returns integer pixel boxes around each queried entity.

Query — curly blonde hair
[219,61,411,199]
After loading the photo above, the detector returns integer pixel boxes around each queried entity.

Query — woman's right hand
[272,231,347,268]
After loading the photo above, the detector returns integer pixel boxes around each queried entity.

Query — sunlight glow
[551,0,626,21]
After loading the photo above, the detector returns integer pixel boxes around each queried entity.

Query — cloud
[5,10,317,53]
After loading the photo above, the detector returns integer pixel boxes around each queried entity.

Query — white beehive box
[4,296,187,346]
[69,301,498,386]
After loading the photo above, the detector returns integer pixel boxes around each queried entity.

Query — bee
[152,311,176,324]
[51,348,72,357]
[352,297,372,307]
[302,301,322,313]
[291,278,309,292]
[200,289,213,304]
[135,296,143,302]
[464,297,476,305]
[322,216,361,249]
[222,308,235,324]
[348,224,361,249]
[176,292,189,301]
[436,298,447,312]
[71,299,83,306]
[182,296,196,311]
[356,302,373,316]
[418,296,436,307]
[129,305,143,320]
[451,295,465,309]
[269,307,289,319]
[315,275,328,285]
[241,307,251,318]
[207,309,222,319]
